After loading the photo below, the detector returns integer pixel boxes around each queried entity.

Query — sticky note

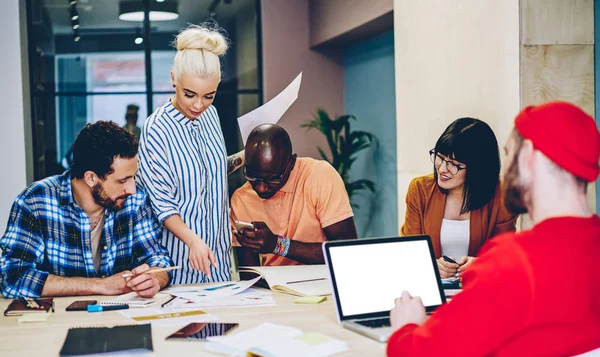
[18,313,52,323]
[294,332,330,345]
[294,296,326,304]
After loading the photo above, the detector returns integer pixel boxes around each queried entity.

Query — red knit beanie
[514,101,600,182]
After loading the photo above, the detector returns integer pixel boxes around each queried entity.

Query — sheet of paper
[170,288,274,310]
[205,323,348,357]
[237,72,302,144]
[166,276,262,303]
[119,307,217,327]
[99,292,171,307]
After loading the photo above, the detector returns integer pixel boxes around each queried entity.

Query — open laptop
[322,235,446,343]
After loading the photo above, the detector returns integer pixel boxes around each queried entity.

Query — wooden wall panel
[521,44,594,115]
[520,43,596,224]
[521,0,593,45]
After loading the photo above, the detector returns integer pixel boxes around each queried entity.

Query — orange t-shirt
[230,157,354,266]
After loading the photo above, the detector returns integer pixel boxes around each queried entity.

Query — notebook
[4,298,54,316]
[99,292,172,308]
[239,265,331,297]
[59,324,153,356]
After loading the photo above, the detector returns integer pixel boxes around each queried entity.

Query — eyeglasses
[244,156,295,185]
[429,149,466,175]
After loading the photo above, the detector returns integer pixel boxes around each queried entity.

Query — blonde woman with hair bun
[137,24,244,284]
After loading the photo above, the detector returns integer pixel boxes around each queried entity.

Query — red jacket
[388,216,600,357]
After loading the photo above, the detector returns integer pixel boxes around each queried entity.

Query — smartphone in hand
[234,221,254,231]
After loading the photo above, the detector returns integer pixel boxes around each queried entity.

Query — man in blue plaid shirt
[0,121,174,298]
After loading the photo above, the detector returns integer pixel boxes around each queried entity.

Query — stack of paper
[205,323,348,357]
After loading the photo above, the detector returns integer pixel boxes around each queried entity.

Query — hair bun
[175,25,228,56]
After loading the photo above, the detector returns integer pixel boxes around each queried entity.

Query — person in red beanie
[387,101,600,357]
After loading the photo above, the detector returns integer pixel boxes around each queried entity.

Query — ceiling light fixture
[119,0,179,22]
[134,28,144,44]
[70,6,79,21]
[73,31,81,42]
[72,19,80,30]
[69,0,77,5]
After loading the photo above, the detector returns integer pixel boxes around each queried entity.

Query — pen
[161,296,177,308]
[286,278,326,285]
[87,304,129,312]
[122,266,181,278]
[19,297,31,308]
[442,255,459,265]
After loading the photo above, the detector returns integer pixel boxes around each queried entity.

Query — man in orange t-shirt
[231,124,357,266]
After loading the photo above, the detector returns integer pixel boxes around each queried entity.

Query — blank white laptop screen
[328,240,443,317]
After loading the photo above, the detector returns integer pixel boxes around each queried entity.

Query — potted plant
[301,109,378,205]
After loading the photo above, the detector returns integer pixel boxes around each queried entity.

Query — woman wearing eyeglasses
[401,118,517,278]
[137,25,244,285]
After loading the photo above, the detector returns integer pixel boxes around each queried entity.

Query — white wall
[393,0,521,229]
[0,0,31,234]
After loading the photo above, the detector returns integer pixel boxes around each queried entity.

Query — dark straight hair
[433,118,501,214]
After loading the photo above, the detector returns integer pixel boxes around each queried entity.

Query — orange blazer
[401,174,517,258]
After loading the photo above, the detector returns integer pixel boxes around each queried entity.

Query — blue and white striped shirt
[137,101,231,284]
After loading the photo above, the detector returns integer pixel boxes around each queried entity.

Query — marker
[87,304,129,312]
[442,255,459,265]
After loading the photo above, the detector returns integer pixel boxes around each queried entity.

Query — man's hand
[390,291,427,330]
[124,264,161,298]
[457,256,476,277]
[188,237,217,277]
[98,271,133,296]
[436,256,459,279]
[235,221,278,254]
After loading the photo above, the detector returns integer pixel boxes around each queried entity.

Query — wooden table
[0,290,386,357]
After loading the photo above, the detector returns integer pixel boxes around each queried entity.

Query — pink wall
[309,0,393,47]
[261,0,344,158]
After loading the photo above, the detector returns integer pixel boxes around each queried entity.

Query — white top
[440,219,470,260]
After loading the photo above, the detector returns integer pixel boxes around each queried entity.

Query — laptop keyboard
[355,317,391,328]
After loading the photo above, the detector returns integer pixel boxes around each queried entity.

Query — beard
[92,183,129,212]
[502,154,528,215]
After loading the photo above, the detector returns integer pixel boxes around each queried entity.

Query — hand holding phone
[234,221,254,231]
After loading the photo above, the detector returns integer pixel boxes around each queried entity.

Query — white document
[205,323,349,357]
[170,288,274,309]
[237,72,302,144]
[166,276,262,302]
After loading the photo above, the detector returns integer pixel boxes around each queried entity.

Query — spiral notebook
[99,292,172,308]
[59,324,153,356]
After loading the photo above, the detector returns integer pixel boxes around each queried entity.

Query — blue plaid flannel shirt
[0,171,174,298]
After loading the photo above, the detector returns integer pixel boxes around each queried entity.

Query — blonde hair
[171,24,228,83]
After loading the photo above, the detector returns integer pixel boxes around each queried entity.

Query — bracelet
[273,234,291,257]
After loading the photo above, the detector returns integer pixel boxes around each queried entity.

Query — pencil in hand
[122,266,181,278]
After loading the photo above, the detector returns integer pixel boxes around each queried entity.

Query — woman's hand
[457,256,476,277]
[187,237,217,277]
[436,256,459,278]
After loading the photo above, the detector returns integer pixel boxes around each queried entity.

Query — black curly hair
[70,121,138,180]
